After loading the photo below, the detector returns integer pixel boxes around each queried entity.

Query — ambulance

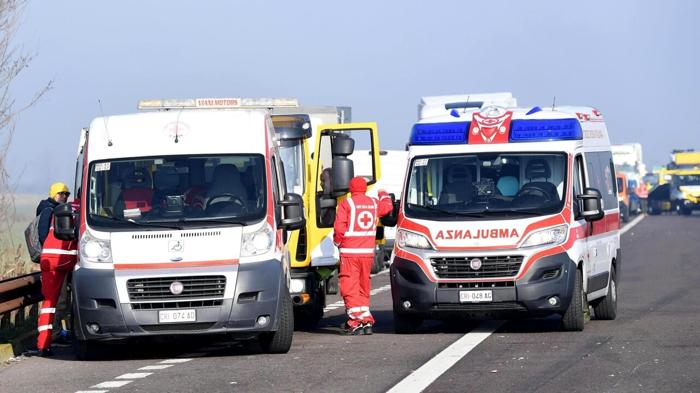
[390,93,620,332]
[61,98,305,359]
[269,106,384,329]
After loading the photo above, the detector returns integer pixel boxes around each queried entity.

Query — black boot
[362,323,373,335]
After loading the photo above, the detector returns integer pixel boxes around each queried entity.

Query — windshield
[279,140,305,195]
[404,153,567,220]
[87,154,266,230]
[676,174,700,186]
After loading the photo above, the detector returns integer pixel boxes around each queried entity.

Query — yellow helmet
[49,182,70,197]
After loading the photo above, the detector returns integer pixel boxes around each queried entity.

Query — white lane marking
[620,214,645,235]
[138,365,174,371]
[116,372,152,379]
[323,285,392,312]
[387,321,504,393]
[91,380,132,388]
[159,358,193,364]
[75,391,108,393]
[370,268,390,277]
[370,284,391,296]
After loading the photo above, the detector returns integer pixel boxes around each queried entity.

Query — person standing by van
[333,177,393,335]
[31,182,78,356]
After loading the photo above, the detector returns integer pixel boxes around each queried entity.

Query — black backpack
[24,207,51,263]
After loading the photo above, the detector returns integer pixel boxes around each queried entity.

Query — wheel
[561,268,586,331]
[259,287,294,354]
[592,266,617,320]
[371,245,385,274]
[680,205,692,216]
[393,307,422,334]
[73,338,100,360]
[294,288,325,331]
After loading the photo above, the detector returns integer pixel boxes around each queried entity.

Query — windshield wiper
[407,204,486,218]
[482,208,544,216]
[90,213,183,230]
[175,217,247,226]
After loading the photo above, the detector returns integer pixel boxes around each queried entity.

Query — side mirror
[53,203,77,241]
[331,158,354,196]
[576,188,604,222]
[379,193,399,227]
[279,193,305,230]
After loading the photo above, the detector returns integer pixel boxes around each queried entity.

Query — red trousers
[339,255,374,328]
[37,256,75,350]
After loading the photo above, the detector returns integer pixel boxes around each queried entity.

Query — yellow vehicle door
[306,122,381,267]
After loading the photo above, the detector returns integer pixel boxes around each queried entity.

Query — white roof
[419,92,517,120]
[86,109,270,162]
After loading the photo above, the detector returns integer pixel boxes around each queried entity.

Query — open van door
[307,122,381,267]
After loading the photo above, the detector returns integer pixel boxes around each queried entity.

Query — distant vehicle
[616,173,639,222]
[390,92,619,333]
[611,143,647,209]
[63,98,306,359]
[653,149,700,215]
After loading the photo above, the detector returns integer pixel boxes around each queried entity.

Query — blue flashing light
[509,119,582,142]
[450,109,460,118]
[409,122,470,145]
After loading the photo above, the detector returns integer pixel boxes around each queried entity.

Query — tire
[73,338,100,360]
[371,245,385,274]
[260,287,294,354]
[680,205,692,216]
[592,266,617,320]
[561,268,586,332]
[393,307,422,334]
[294,288,325,331]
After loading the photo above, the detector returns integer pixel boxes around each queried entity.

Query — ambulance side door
[308,122,381,266]
[573,154,594,287]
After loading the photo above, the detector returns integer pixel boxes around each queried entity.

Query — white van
[390,93,620,332]
[62,98,305,358]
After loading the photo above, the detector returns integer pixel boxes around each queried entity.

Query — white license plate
[459,290,493,303]
[158,309,196,323]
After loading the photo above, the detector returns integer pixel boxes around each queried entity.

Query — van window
[584,151,617,210]
[404,152,567,220]
[86,154,267,230]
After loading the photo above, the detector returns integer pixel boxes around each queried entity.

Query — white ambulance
[63,98,305,358]
[390,93,620,332]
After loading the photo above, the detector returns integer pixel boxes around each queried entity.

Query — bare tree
[0,0,52,278]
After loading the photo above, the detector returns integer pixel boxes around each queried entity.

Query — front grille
[438,281,515,289]
[295,226,307,261]
[131,299,223,310]
[127,275,226,301]
[431,256,523,279]
[435,302,528,312]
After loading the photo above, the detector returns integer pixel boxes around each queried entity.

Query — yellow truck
[649,150,700,215]
[271,107,390,328]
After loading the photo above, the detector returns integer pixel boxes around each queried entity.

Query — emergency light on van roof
[409,118,582,145]
[137,97,299,110]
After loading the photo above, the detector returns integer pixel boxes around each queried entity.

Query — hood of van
[680,186,700,198]
[400,214,567,250]
[110,227,242,268]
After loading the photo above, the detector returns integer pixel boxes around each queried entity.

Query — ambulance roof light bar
[138,97,299,110]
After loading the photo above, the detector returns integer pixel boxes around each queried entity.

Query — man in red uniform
[334,177,393,335]
[30,182,78,356]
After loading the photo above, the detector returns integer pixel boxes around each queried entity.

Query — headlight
[396,229,433,250]
[290,278,306,294]
[520,225,568,248]
[241,225,273,257]
[79,231,112,263]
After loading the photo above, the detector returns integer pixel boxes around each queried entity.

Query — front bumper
[390,252,577,319]
[72,259,285,341]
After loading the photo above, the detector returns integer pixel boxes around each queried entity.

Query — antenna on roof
[98,99,113,147]
[464,96,470,114]
[551,96,557,111]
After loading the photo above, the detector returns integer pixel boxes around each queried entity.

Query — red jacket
[334,190,393,257]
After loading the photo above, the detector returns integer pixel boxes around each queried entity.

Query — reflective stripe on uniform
[347,198,357,233]
[38,325,53,332]
[40,307,56,314]
[41,248,78,255]
[339,248,375,254]
[343,231,375,237]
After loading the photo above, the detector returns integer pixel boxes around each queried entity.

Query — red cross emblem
[357,211,374,230]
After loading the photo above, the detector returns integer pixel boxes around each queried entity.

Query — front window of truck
[278,140,305,195]
[675,174,700,186]
[86,154,267,230]
[404,152,567,220]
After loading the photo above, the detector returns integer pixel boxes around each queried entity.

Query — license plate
[158,309,196,323]
[459,290,493,303]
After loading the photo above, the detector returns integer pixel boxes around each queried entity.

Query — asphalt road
[2,214,699,393]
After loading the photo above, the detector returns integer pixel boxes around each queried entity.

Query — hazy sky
[7,0,699,193]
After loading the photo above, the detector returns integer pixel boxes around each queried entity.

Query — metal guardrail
[0,272,43,339]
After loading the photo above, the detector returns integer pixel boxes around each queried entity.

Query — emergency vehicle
[61,98,305,359]
[391,93,620,332]
[269,106,384,328]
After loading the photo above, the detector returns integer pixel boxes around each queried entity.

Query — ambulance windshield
[404,153,567,220]
[86,154,267,229]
